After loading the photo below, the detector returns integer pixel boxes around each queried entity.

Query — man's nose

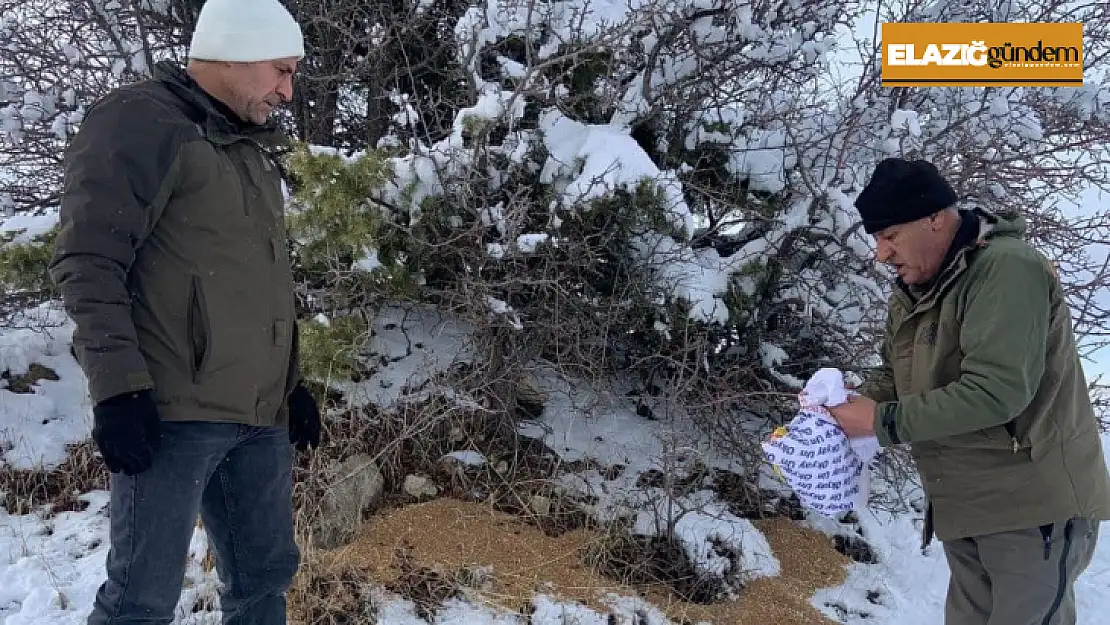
[275,76,293,102]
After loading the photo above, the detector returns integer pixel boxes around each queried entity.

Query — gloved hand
[287,383,321,451]
[92,389,162,475]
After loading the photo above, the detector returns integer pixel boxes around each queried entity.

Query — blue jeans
[87,422,299,624]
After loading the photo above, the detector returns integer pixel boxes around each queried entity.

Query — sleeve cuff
[89,368,154,406]
[874,401,903,446]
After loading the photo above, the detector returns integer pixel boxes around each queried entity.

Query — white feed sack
[762,368,881,516]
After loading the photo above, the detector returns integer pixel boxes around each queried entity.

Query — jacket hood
[975,206,1027,242]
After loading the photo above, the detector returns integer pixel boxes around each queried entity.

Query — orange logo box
[881,22,1083,87]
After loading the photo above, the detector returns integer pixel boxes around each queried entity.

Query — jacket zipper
[1040,519,1075,625]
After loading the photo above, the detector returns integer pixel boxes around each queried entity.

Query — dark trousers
[943,517,1100,625]
[87,422,299,624]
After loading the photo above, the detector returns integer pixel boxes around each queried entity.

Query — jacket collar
[153,60,287,149]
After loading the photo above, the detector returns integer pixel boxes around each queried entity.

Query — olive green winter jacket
[49,61,300,427]
[859,208,1110,542]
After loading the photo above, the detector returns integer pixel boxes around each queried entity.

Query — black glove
[92,389,161,476]
[288,383,321,451]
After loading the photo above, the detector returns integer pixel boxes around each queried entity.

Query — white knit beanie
[188,0,305,62]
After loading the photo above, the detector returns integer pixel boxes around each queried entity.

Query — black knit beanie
[854,158,958,234]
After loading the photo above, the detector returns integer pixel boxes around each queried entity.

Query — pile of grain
[305,498,850,624]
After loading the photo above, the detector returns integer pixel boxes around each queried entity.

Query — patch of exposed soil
[2,363,58,394]
[712,468,806,520]
[585,531,727,605]
[834,533,878,564]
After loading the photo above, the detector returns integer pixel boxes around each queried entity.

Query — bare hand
[827,395,878,438]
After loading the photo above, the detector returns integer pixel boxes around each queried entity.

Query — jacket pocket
[187,275,212,382]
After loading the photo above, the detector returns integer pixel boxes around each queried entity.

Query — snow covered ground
[2,310,1109,624]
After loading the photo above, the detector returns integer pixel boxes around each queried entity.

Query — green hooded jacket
[49,61,301,427]
[859,208,1110,542]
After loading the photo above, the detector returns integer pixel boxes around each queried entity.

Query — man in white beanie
[48,0,319,623]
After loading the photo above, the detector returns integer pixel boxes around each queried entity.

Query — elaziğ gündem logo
[881,22,1083,87]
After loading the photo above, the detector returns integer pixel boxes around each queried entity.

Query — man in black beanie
[828,157,1110,624]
